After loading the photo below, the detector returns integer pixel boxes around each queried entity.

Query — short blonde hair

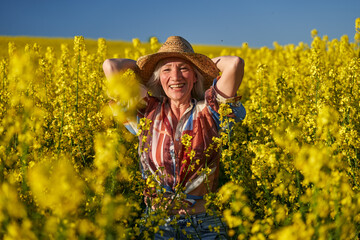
[146,60,205,100]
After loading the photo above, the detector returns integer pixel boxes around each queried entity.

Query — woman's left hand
[211,56,245,98]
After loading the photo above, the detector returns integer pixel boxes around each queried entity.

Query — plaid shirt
[124,80,246,205]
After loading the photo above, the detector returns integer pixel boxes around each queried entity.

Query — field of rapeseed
[1,18,360,239]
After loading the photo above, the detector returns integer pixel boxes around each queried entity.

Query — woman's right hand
[103,58,148,98]
[102,58,138,79]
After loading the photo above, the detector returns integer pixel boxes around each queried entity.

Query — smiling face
[159,58,197,105]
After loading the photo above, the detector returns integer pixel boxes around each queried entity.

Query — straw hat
[136,36,219,90]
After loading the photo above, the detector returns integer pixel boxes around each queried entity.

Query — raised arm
[103,58,148,97]
[212,56,244,98]
[102,58,138,78]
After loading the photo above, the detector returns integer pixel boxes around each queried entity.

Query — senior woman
[103,36,246,239]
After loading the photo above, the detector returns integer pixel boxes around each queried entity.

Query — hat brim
[136,52,219,90]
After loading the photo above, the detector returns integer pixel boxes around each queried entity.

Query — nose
[170,68,182,80]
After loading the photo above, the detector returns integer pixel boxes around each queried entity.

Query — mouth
[169,83,185,89]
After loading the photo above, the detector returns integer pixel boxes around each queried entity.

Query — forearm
[102,58,138,78]
[212,56,244,98]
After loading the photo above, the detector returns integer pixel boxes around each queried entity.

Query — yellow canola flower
[94,131,119,172]
[223,209,242,228]
[4,219,37,240]
[1,31,360,240]
[181,133,193,149]
[28,156,85,217]
[132,38,141,48]
[150,36,161,52]
[146,177,156,188]
[105,69,141,123]
[355,18,360,32]
[311,29,318,38]
[0,183,27,220]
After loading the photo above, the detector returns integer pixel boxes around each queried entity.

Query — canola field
[0,18,360,239]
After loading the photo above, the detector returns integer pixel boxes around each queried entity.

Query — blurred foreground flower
[28,155,85,218]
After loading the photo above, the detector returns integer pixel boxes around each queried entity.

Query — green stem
[347,152,359,189]
[57,97,66,155]
[21,143,30,192]
[167,156,195,207]
[315,75,319,106]
[225,120,234,181]
[76,50,80,113]
[77,142,86,165]
[204,154,211,193]
[259,72,263,121]
[2,66,6,92]
[183,209,202,240]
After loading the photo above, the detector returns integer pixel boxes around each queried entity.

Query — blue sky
[1,0,359,48]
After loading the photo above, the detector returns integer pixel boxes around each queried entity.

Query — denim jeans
[153,212,228,240]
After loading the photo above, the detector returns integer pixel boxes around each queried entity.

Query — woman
[103,36,246,239]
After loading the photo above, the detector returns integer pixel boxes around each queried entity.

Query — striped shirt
[124,79,246,206]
